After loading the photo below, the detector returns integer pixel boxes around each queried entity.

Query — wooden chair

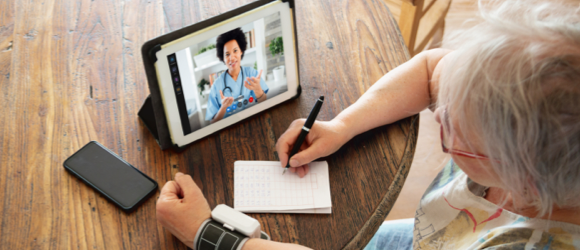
[397,0,452,56]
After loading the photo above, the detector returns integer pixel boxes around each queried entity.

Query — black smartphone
[63,141,158,212]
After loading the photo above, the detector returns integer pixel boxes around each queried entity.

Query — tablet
[153,0,299,147]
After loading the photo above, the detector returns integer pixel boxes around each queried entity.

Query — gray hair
[438,0,580,216]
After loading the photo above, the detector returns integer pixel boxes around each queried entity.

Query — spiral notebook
[233,161,332,214]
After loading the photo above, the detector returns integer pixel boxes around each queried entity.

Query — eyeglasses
[440,126,490,160]
[439,108,490,160]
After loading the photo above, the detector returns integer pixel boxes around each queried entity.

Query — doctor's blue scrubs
[205,66,269,121]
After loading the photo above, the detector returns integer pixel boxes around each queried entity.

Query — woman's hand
[244,69,264,98]
[276,119,349,178]
[156,172,211,249]
[220,90,235,109]
[211,90,235,123]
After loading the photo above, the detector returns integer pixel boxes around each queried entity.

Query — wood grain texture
[381,0,452,56]
[0,0,415,249]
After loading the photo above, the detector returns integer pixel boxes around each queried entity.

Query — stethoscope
[222,69,244,97]
[221,69,254,113]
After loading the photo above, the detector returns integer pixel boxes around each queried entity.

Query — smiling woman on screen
[205,28,269,124]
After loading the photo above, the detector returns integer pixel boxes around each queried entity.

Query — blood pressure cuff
[195,220,271,250]
[195,220,248,250]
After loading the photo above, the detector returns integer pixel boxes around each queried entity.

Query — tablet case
[139,0,300,150]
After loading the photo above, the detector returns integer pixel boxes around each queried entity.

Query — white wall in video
[174,12,288,134]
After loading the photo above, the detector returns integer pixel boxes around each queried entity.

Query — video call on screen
[169,11,289,136]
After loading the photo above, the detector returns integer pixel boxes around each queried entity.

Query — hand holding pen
[276,96,350,177]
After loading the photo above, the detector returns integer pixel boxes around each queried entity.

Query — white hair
[438,0,580,216]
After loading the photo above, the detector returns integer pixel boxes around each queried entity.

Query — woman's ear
[433,106,443,124]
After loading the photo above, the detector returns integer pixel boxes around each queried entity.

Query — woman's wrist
[217,108,226,118]
[255,90,264,99]
[329,118,353,144]
[211,106,227,123]
[191,219,212,249]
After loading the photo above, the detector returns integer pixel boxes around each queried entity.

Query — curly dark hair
[216,28,247,62]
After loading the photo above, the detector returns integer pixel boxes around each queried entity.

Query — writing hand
[275,119,349,178]
[156,172,211,249]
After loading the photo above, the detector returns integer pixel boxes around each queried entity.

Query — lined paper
[234,161,332,214]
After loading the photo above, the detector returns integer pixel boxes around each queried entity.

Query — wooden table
[0,0,416,249]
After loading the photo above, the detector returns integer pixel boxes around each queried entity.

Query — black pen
[283,96,324,175]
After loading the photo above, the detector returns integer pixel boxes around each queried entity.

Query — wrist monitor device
[194,204,270,250]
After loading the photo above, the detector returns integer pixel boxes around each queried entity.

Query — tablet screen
[166,11,290,136]
[154,1,298,146]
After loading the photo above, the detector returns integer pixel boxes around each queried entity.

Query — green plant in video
[269,37,283,57]
[198,78,210,95]
[197,44,216,55]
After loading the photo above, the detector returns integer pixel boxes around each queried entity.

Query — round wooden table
[0,0,416,249]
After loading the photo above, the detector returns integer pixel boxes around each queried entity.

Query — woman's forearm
[242,239,312,250]
[257,92,267,102]
[211,108,227,124]
[334,49,452,141]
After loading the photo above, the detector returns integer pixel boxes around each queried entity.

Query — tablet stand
[138,96,159,144]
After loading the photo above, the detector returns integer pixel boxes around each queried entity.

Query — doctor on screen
[205,28,269,124]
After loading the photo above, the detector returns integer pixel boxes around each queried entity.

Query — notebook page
[234,161,332,213]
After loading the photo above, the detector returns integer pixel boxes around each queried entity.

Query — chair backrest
[398,0,452,56]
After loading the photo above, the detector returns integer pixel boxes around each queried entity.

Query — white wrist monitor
[211,204,261,238]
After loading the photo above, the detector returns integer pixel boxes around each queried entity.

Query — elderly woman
[157,1,580,249]
[205,27,269,124]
